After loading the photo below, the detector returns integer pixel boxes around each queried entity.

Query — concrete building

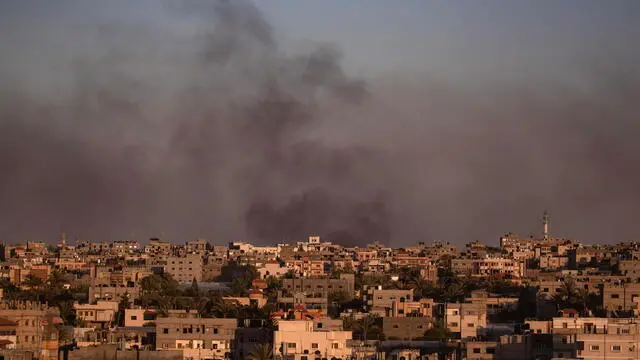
[382,317,431,340]
[0,317,17,349]
[164,254,203,284]
[124,309,157,327]
[273,320,352,360]
[0,301,60,360]
[74,301,119,327]
[465,291,518,316]
[156,310,237,360]
[602,283,640,311]
[365,288,414,316]
[445,303,487,339]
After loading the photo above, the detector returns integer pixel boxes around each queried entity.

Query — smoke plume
[0,1,639,245]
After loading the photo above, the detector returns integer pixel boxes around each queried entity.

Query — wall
[67,345,182,360]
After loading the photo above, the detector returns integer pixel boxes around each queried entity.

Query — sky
[0,0,639,246]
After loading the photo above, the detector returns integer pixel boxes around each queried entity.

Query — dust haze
[0,0,639,246]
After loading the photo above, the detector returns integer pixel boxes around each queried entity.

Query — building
[124,309,157,327]
[445,303,487,339]
[602,283,640,312]
[156,310,237,360]
[273,320,352,360]
[364,288,414,316]
[0,301,60,360]
[382,317,431,340]
[164,254,203,284]
[0,317,17,349]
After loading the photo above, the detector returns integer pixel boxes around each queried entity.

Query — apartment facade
[273,320,352,360]
[156,311,237,360]
[164,254,203,284]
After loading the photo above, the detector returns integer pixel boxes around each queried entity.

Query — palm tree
[554,277,578,310]
[246,343,273,360]
[211,297,238,318]
[22,274,44,289]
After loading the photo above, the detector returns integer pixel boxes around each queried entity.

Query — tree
[210,296,238,318]
[22,274,44,289]
[185,278,200,298]
[346,314,382,341]
[423,318,452,340]
[116,292,132,326]
[247,343,273,360]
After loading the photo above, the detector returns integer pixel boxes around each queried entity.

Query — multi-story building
[74,301,119,328]
[164,254,203,284]
[0,301,60,360]
[0,317,17,349]
[273,320,352,360]
[156,310,237,360]
[364,288,413,316]
[382,317,431,341]
[602,283,640,312]
[445,302,487,339]
[124,308,157,327]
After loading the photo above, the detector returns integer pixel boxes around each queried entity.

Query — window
[287,343,296,349]
[312,343,319,349]
[612,294,620,299]
[486,348,495,354]
[163,328,169,334]
[301,357,308,360]
[449,322,458,327]
[473,349,481,354]
[317,322,323,329]
[590,345,600,351]
[131,316,137,320]
[332,343,339,349]
[213,328,219,334]
[467,323,475,328]
[612,345,621,351]
[562,322,568,328]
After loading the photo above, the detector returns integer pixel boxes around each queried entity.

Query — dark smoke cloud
[0,1,639,246]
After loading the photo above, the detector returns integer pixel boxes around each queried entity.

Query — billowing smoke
[0,1,639,245]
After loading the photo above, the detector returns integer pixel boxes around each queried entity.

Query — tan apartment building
[445,302,487,339]
[74,301,119,327]
[618,260,640,279]
[466,335,531,360]
[364,288,414,316]
[466,290,518,316]
[124,308,157,327]
[551,316,640,359]
[388,298,435,318]
[0,317,17,349]
[273,320,352,360]
[539,255,569,270]
[602,283,640,311]
[156,310,237,360]
[164,254,203,284]
[282,277,355,298]
[0,301,60,360]
[382,317,431,340]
